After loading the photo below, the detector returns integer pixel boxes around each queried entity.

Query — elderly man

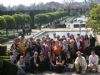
[75,51,87,74]
[88,51,99,72]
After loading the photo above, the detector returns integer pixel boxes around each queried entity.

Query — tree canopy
[87,4,100,33]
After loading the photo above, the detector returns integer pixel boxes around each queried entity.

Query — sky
[0,0,85,6]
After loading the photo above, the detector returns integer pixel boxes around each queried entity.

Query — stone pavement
[27,65,100,75]
[27,72,100,75]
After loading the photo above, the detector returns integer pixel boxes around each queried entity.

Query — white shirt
[76,41,80,49]
[75,56,87,70]
[89,55,99,65]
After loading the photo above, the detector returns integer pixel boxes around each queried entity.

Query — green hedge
[0,37,9,44]
[0,45,7,56]
[0,56,18,75]
[1,60,18,75]
[0,56,10,60]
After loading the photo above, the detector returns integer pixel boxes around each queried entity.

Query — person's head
[34,51,38,58]
[46,34,49,38]
[76,36,80,41]
[29,41,33,47]
[53,33,56,38]
[90,34,93,38]
[11,43,16,49]
[63,40,67,44]
[76,51,82,57]
[57,35,60,40]
[62,35,66,40]
[66,51,71,58]
[67,33,70,37]
[70,35,75,40]
[91,51,96,56]
[36,39,41,44]
[29,37,33,42]
[85,34,89,40]
[19,56,24,62]
[39,52,44,60]
[48,51,51,59]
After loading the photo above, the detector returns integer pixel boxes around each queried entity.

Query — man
[75,51,87,74]
[88,51,99,72]
[75,36,83,50]
[89,34,96,49]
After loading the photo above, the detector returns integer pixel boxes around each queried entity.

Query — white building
[65,16,87,28]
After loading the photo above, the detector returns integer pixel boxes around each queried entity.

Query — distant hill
[45,1,64,7]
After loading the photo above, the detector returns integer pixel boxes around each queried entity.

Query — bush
[94,45,100,56]
[0,37,9,44]
[0,45,7,56]
[0,56,10,59]
[1,60,18,75]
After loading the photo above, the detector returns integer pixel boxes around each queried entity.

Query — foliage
[0,60,18,75]
[87,4,100,33]
[0,45,7,56]
[0,16,6,29]
[3,15,15,29]
[34,11,67,27]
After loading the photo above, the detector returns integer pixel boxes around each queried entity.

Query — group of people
[9,32,99,75]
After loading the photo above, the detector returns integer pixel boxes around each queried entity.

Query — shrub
[0,37,9,44]
[1,60,18,75]
[0,45,7,56]
[94,45,100,56]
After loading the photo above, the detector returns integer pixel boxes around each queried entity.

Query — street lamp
[79,20,83,34]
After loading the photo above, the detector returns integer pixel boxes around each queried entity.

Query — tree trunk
[16,24,18,32]
[6,28,8,37]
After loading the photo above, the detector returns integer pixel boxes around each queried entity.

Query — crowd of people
[9,32,99,75]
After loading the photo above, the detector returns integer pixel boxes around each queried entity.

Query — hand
[36,64,39,67]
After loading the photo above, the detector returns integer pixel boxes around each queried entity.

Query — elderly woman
[75,51,87,74]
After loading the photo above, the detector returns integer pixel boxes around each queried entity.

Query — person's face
[40,53,44,59]
[53,33,56,37]
[48,52,51,58]
[20,56,24,62]
[91,52,95,56]
[77,53,81,57]
[90,34,92,38]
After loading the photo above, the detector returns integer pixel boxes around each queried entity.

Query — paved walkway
[27,72,100,75]
[27,65,100,75]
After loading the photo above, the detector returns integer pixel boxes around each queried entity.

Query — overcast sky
[0,0,85,6]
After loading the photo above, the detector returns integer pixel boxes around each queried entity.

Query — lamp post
[79,21,81,35]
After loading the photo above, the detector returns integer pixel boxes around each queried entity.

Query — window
[74,24,79,28]
[81,24,85,27]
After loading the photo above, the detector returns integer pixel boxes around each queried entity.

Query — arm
[95,55,99,65]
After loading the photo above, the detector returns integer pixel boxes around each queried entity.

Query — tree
[3,15,15,36]
[13,14,22,32]
[0,16,6,29]
[34,11,67,29]
[87,4,100,33]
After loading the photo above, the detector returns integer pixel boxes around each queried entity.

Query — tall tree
[3,15,15,36]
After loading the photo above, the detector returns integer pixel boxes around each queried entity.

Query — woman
[65,51,74,71]
[10,43,19,64]
[55,54,65,73]
[17,56,26,75]
[39,52,46,72]
[75,51,87,74]
[30,51,39,73]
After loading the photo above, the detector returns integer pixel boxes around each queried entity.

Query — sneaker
[82,70,86,74]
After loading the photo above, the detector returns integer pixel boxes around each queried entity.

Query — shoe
[82,70,86,74]
[76,71,81,74]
